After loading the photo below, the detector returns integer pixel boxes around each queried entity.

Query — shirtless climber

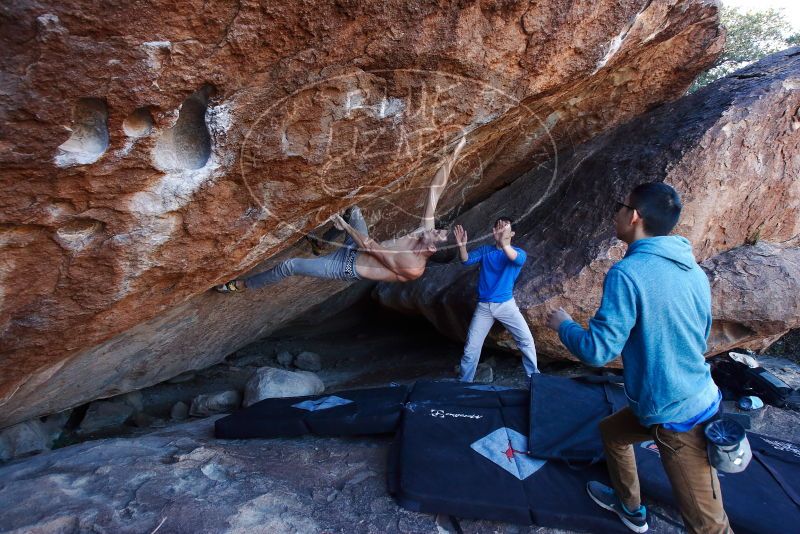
[215,136,466,291]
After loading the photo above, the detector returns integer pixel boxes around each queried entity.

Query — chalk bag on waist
[704,418,752,473]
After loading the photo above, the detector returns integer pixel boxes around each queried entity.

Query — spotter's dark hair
[629,182,682,236]
[495,216,513,228]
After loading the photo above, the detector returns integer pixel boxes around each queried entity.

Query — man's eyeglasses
[615,201,635,212]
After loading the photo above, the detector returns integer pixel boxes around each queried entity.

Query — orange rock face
[375,48,800,365]
[0,0,722,427]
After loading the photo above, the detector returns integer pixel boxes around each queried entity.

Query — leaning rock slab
[0,0,723,428]
[375,48,800,362]
[243,367,325,407]
[703,243,800,354]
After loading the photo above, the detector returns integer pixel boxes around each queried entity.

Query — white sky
[723,0,800,32]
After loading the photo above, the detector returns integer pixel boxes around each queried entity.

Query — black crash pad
[407,380,529,407]
[528,374,800,533]
[636,432,800,534]
[389,380,627,530]
[528,374,626,463]
[215,377,800,532]
[214,385,409,439]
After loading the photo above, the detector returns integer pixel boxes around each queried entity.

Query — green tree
[690,6,798,92]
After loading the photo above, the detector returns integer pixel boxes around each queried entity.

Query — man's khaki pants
[600,407,732,534]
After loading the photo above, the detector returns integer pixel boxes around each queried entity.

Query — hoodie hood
[624,236,697,271]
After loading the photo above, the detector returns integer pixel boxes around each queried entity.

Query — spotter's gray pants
[459,298,539,381]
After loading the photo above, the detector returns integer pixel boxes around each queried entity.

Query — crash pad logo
[429,409,483,420]
[471,427,546,480]
[292,396,353,412]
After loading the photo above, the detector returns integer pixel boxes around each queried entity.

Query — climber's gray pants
[244,207,368,288]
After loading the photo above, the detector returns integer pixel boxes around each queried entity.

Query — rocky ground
[2,302,799,533]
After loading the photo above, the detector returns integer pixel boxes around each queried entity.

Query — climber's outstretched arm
[420,136,466,230]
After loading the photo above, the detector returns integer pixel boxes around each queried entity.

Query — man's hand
[454,225,467,247]
[546,307,573,332]
[500,223,513,247]
[454,224,469,262]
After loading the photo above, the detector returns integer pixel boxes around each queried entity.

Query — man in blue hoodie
[546,183,728,534]
[454,217,539,382]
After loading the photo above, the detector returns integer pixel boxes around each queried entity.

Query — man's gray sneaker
[586,481,648,533]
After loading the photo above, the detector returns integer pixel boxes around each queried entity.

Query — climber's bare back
[354,233,429,282]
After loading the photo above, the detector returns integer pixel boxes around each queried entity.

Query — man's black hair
[495,215,513,228]
[629,182,682,236]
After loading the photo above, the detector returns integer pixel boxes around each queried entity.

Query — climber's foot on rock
[215,280,244,293]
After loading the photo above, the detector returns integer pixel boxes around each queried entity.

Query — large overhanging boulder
[375,48,800,363]
[0,0,723,427]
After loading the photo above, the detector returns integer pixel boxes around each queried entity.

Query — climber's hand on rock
[332,214,346,231]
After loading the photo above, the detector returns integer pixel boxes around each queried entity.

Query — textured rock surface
[0,418,436,533]
[375,48,800,363]
[703,243,800,354]
[189,390,241,417]
[0,1,723,427]
[474,363,494,383]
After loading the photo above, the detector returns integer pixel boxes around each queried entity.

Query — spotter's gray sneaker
[586,481,648,533]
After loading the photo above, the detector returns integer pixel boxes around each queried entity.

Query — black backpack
[711,355,800,410]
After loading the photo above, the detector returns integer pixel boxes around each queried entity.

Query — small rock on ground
[474,363,494,383]
[171,401,189,420]
[243,367,324,407]
[294,351,323,371]
[189,390,241,417]
[79,400,135,434]
[276,350,294,367]
[0,421,49,462]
